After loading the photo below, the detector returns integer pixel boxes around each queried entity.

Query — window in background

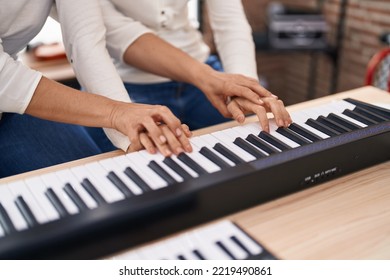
[30,17,62,45]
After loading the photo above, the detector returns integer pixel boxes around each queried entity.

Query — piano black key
[107,171,134,198]
[288,123,322,142]
[327,113,361,130]
[15,196,38,228]
[63,183,89,212]
[213,143,245,165]
[316,116,351,133]
[177,255,186,260]
[199,147,231,169]
[344,98,390,119]
[148,161,177,185]
[233,137,267,159]
[306,118,340,136]
[163,157,194,180]
[216,241,236,260]
[354,107,388,123]
[177,153,208,175]
[276,127,311,145]
[124,167,153,193]
[343,109,377,125]
[246,134,280,154]
[258,131,291,151]
[193,249,206,260]
[230,235,252,256]
[0,203,16,235]
[45,188,69,218]
[81,179,106,206]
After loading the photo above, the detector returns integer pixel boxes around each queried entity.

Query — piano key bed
[0,98,389,259]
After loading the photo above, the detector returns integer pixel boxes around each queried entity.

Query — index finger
[237,77,278,99]
[151,105,183,137]
[225,84,265,106]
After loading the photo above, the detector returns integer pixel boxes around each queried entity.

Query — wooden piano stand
[1,86,389,259]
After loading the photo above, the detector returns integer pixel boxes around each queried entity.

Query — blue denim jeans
[85,55,231,152]
[124,55,230,129]
[0,113,102,178]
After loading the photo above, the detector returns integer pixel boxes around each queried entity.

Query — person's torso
[110,0,210,83]
[0,1,53,57]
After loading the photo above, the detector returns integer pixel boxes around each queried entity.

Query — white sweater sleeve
[206,0,258,80]
[98,0,154,64]
[0,42,42,114]
[55,0,131,151]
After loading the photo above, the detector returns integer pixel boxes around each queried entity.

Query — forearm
[25,76,117,128]
[123,33,214,88]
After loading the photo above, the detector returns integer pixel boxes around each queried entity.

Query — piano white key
[216,221,262,256]
[327,103,367,127]
[268,121,300,148]
[229,125,251,138]
[212,130,256,162]
[242,123,284,152]
[243,122,263,135]
[136,242,171,260]
[306,102,348,119]
[178,233,209,260]
[125,153,167,190]
[300,106,325,119]
[192,136,235,167]
[190,136,235,166]
[84,162,125,203]
[162,236,198,260]
[170,155,199,178]
[55,169,97,209]
[99,158,143,195]
[290,112,330,139]
[24,177,60,221]
[7,180,48,224]
[138,150,183,183]
[0,184,28,231]
[333,111,367,127]
[190,228,233,260]
[71,165,118,203]
[40,173,79,215]
[229,127,270,155]
[185,150,221,173]
[197,222,248,260]
[332,100,357,111]
[113,155,158,190]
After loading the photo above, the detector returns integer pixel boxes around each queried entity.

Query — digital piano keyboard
[110,221,276,260]
[0,95,389,259]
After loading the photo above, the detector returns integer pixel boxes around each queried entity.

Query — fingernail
[149,148,156,154]
[237,115,245,123]
[176,128,182,137]
[278,120,284,127]
[165,149,172,156]
[186,144,193,152]
[272,94,278,99]
[176,147,184,154]
[258,98,264,104]
[160,135,167,143]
